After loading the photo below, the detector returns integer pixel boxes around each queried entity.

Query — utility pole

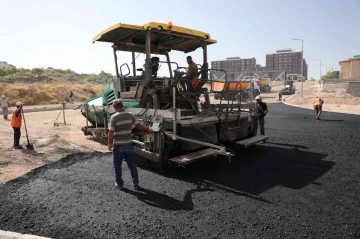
[292,38,304,98]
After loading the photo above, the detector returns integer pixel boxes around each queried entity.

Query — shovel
[303,109,315,119]
[22,109,34,150]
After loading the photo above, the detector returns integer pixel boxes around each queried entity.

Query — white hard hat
[255,95,261,100]
[16,102,22,106]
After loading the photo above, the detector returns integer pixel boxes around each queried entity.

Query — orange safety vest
[191,76,200,88]
[314,98,323,106]
[11,109,22,128]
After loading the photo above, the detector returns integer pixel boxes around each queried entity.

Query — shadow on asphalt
[265,128,302,133]
[165,143,335,198]
[318,119,344,122]
[265,142,308,149]
[120,183,215,211]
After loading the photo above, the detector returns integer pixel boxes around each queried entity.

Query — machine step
[168,148,216,166]
[236,135,269,148]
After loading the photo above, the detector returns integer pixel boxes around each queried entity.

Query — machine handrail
[158,61,179,69]
[174,66,251,94]
[175,66,228,81]
[119,63,130,76]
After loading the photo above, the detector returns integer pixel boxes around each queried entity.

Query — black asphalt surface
[1,103,360,239]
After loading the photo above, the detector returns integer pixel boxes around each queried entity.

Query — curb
[0,104,81,116]
[0,230,53,239]
[281,98,359,116]
[281,99,313,110]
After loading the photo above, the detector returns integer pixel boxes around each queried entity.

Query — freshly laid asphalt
[1,103,359,239]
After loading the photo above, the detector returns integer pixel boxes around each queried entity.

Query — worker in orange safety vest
[313,96,324,120]
[11,102,23,149]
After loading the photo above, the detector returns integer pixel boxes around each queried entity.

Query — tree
[0,67,19,76]
[322,71,340,79]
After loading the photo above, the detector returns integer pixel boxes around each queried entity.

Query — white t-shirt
[0,97,9,107]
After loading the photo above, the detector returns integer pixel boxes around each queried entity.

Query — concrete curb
[0,104,81,116]
[281,98,360,116]
[281,99,313,110]
[0,230,53,239]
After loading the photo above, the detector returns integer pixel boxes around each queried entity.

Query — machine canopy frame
[92,22,217,54]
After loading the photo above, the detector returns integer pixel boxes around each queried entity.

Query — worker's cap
[255,95,262,100]
[112,99,124,107]
[1,95,5,98]
[16,102,22,106]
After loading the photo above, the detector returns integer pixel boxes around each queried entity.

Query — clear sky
[1,0,359,79]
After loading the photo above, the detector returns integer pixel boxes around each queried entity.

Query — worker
[1,95,10,120]
[182,56,198,90]
[255,95,268,137]
[313,96,324,120]
[235,93,242,104]
[69,90,74,104]
[11,102,23,149]
[108,99,152,190]
[278,91,283,101]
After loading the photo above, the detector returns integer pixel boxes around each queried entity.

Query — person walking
[69,90,74,104]
[1,95,10,120]
[11,102,23,149]
[108,99,152,190]
[255,95,268,137]
[313,96,324,120]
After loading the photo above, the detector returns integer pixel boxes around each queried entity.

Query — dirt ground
[268,81,360,115]
[0,109,108,184]
[1,80,359,184]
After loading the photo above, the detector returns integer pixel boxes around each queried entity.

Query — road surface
[0,103,359,239]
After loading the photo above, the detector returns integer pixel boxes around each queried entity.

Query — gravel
[1,103,360,239]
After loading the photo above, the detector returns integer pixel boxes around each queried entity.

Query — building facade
[0,61,15,70]
[211,57,256,73]
[266,49,307,79]
[303,59,308,79]
[339,55,360,80]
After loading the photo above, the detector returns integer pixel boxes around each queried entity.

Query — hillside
[0,67,114,84]
[0,67,114,106]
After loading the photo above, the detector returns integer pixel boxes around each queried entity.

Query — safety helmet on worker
[16,102,22,107]
[255,95,262,100]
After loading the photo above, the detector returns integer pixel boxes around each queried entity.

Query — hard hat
[16,102,22,106]
[255,95,261,100]
[1,95,5,98]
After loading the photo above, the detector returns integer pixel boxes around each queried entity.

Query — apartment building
[303,59,308,79]
[0,61,15,70]
[266,49,307,78]
[339,55,360,80]
[256,64,266,71]
[211,57,256,72]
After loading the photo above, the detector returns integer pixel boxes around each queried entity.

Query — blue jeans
[112,143,139,186]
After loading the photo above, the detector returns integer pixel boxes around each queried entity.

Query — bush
[0,67,112,105]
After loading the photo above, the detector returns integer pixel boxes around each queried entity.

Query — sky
[1,0,359,80]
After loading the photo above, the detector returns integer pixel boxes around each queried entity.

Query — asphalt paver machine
[80,21,269,172]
